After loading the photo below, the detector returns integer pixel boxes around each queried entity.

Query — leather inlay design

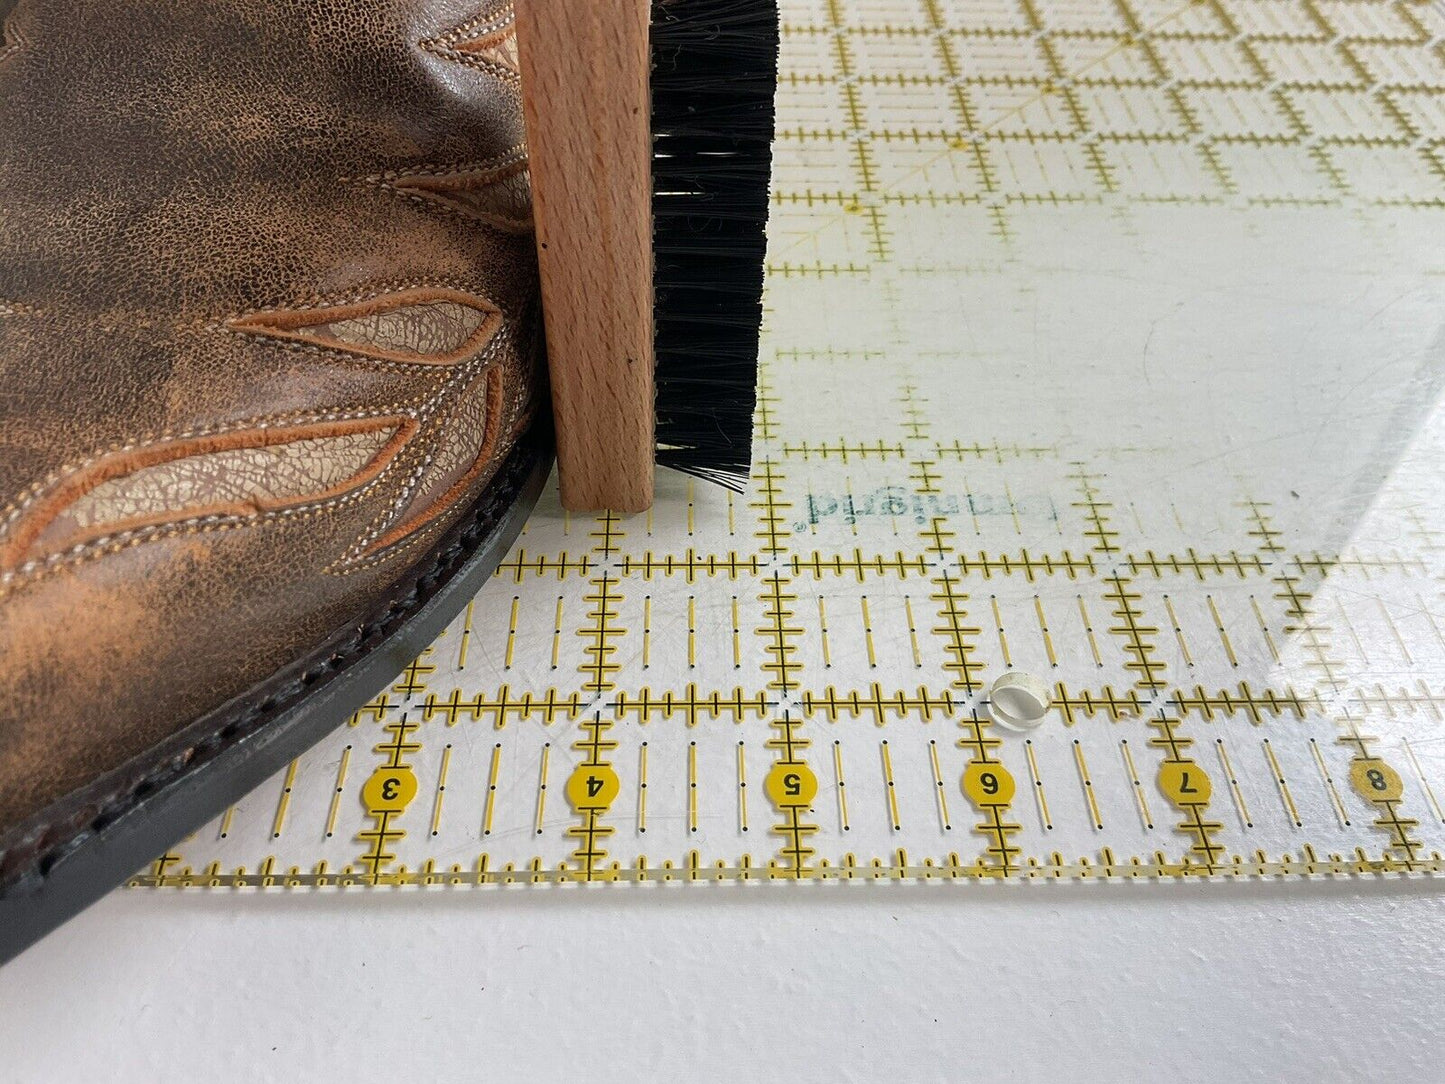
[1,417,415,571]
[362,367,505,556]
[0,15,20,67]
[422,7,520,82]
[0,0,543,853]
[228,288,502,365]
[453,25,518,75]
[381,158,533,234]
[412,377,492,507]
[60,430,394,531]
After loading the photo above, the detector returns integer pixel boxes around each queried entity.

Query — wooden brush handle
[515,0,655,513]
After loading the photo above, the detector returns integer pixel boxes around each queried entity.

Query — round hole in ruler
[987,671,1051,731]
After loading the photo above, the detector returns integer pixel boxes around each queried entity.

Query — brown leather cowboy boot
[0,0,548,958]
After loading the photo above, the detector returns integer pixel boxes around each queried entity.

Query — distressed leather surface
[0,0,540,837]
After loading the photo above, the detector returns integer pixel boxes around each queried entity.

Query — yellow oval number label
[961,762,1015,807]
[566,764,621,813]
[1350,759,1403,802]
[1158,761,1211,808]
[361,766,418,815]
[765,762,817,810]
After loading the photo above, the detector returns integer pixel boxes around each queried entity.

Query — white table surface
[3,881,1443,1082]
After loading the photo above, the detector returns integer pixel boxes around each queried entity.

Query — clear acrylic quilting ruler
[141,0,1445,890]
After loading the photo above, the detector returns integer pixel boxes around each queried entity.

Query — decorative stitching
[0,474,397,594]
[206,275,521,325]
[340,325,514,561]
[0,18,23,67]
[0,432,545,887]
[420,4,520,84]
[1,277,506,535]
[1,280,521,576]
[360,368,506,557]
[227,287,503,367]
[0,417,418,572]
[195,325,462,377]
[334,406,535,576]
[349,148,533,235]
[380,167,532,234]
[0,403,425,538]
[340,145,530,188]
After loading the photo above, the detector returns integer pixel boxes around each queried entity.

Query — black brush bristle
[651,0,779,491]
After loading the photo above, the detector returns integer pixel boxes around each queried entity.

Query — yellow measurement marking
[765,759,817,811]
[818,596,832,667]
[127,0,1445,894]
[429,744,451,837]
[963,473,981,535]
[502,598,517,669]
[1403,739,1444,822]
[534,743,551,836]
[905,597,922,667]
[1216,739,1252,829]
[638,742,649,834]
[780,0,1205,263]
[218,805,235,840]
[861,596,877,667]
[482,743,501,837]
[688,595,697,668]
[1418,594,1445,654]
[1025,739,1052,831]
[1206,595,1237,667]
[1251,595,1281,664]
[643,596,652,669]
[962,762,1015,808]
[1120,739,1153,830]
[461,599,477,669]
[324,746,351,838]
[732,596,742,669]
[833,740,850,833]
[929,739,952,831]
[1003,482,1022,535]
[1073,740,1103,830]
[550,597,563,670]
[1380,600,1412,665]
[1349,758,1403,802]
[1163,596,1193,667]
[360,762,416,818]
[991,596,1012,667]
[1077,596,1103,667]
[1157,760,1211,809]
[270,759,299,840]
[688,740,699,834]
[1336,600,1368,666]
[1309,738,1351,829]
[881,740,901,831]
[737,741,749,833]
[1034,596,1057,667]
[1262,739,1303,828]
[1129,503,1145,534]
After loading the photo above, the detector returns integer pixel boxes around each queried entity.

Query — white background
[3,882,1443,1081]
